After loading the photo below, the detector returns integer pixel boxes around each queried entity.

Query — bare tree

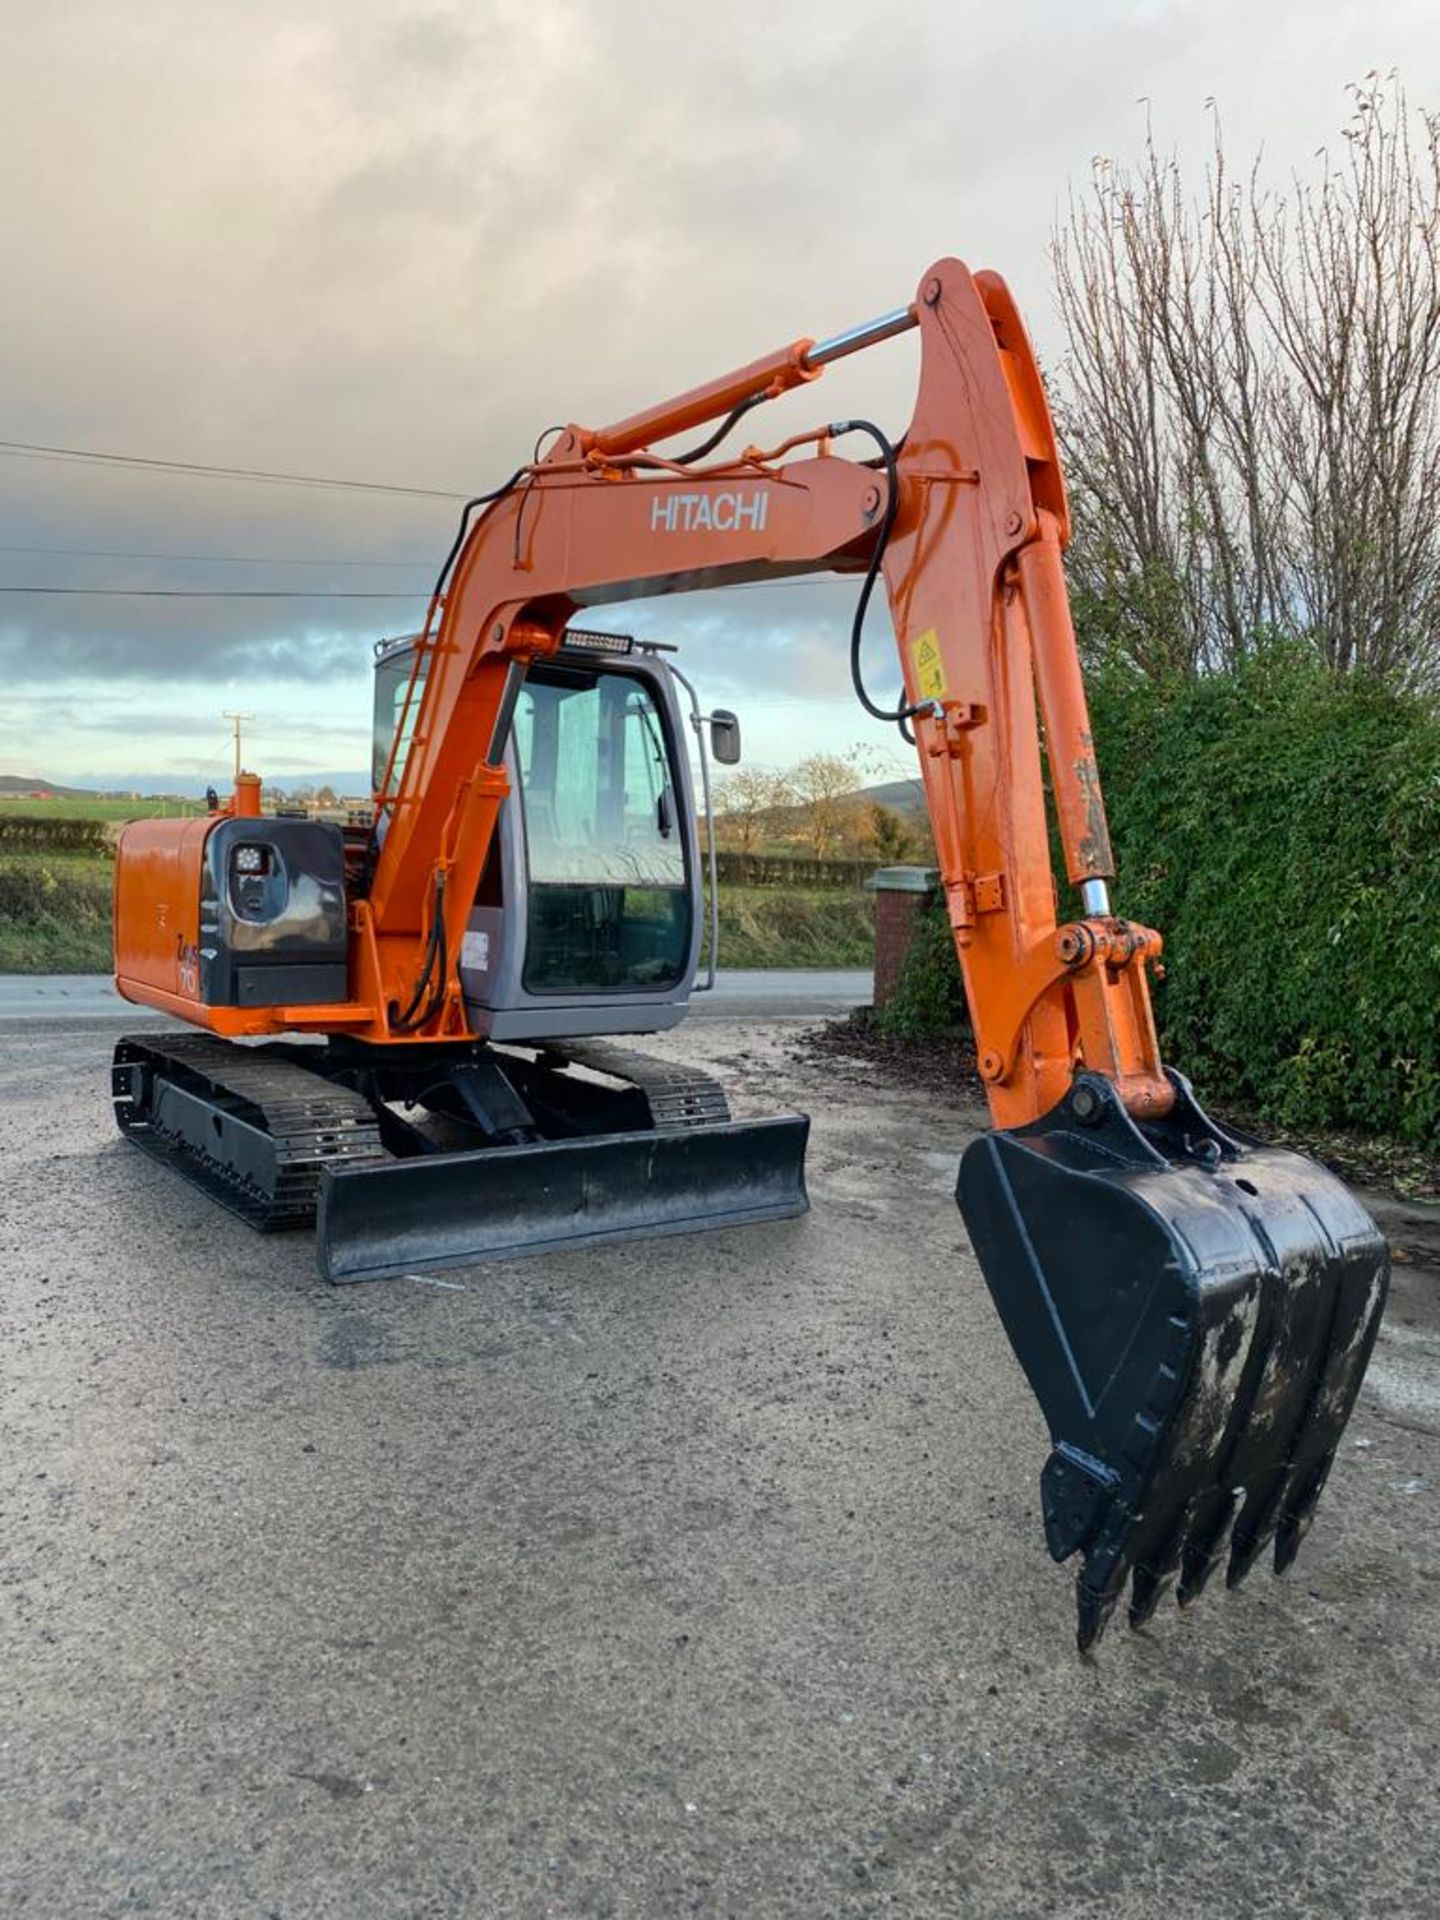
[788,752,866,860]
[713,767,792,854]
[1053,76,1440,685]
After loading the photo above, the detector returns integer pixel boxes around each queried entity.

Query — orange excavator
[111,258,1389,1651]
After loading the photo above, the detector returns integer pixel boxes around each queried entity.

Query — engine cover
[198,816,347,1006]
[115,813,348,1011]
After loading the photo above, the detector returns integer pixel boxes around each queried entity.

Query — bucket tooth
[1128,1500,1197,1628]
[1127,1562,1175,1631]
[1274,1455,1335,1574]
[1176,1490,1241,1607]
[1076,1576,1124,1657]
[958,1070,1389,1654]
[1274,1498,1319,1575]
[1226,1517,1278,1591]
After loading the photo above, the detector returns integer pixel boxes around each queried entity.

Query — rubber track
[113,1033,386,1231]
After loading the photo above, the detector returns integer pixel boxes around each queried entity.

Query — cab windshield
[514,663,691,993]
[370,650,693,995]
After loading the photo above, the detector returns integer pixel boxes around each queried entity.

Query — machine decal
[650,490,768,535]
[461,929,491,973]
[909,627,947,701]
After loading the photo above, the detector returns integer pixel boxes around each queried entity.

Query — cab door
[511,659,693,994]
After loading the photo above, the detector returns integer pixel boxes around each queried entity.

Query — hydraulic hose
[830,420,932,728]
[390,868,448,1033]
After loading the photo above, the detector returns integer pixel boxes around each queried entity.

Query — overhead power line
[0,586,425,600]
[0,541,433,568]
[0,578,848,601]
[0,437,472,501]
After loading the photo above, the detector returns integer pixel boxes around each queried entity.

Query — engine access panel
[115,813,348,1012]
[199,816,348,1007]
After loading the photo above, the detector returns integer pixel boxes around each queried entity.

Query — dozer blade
[958,1071,1388,1655]
[316,1115,809,1283]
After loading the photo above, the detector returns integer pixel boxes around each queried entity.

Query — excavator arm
[366,260,1169,1134]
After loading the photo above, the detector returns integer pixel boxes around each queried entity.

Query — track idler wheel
[958,1071,1389,1655]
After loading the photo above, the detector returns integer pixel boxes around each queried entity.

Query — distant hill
[0,773,105,799]
[855,778,928,817]
[1,768,922,811]
[0,770,372,801]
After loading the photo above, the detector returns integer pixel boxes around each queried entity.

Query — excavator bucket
[958,1071,1388,1654]
[316,1115,810,1282]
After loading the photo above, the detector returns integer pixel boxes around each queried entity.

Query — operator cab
[371,628,737,1041]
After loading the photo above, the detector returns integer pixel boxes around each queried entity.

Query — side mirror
[709,709,742,765]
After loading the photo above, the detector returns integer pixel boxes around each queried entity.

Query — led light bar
[563,628,634,655]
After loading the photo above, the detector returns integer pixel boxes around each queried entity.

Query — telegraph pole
[222,711,254,785]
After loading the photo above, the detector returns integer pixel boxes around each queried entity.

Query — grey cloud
[611,584,897,706]
[75,709,372,741]
[0,607,391,684]
[2,0,1437,774]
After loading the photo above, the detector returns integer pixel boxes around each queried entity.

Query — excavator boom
[113,257,1389,1652]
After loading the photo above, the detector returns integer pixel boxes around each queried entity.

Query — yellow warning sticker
[909,628,947,702]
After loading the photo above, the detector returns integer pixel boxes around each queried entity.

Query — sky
[3,0,1439,792]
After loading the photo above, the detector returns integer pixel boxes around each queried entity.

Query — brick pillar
[866,865,940,1011]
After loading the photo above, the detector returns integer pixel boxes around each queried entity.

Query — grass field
[0,795,203,821]
[0,821,874,975]
[0,851,114,972]
[705,887,873,968]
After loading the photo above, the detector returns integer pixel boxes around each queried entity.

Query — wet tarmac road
[2,1016,1437,1917]
[0,969,873,1025]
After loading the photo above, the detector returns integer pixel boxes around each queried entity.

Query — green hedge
[0,813,111,854]
[884,651,1440,1146]
[712,851,875,889]
[0,858,115,972]
[1091,652,1440,1144]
